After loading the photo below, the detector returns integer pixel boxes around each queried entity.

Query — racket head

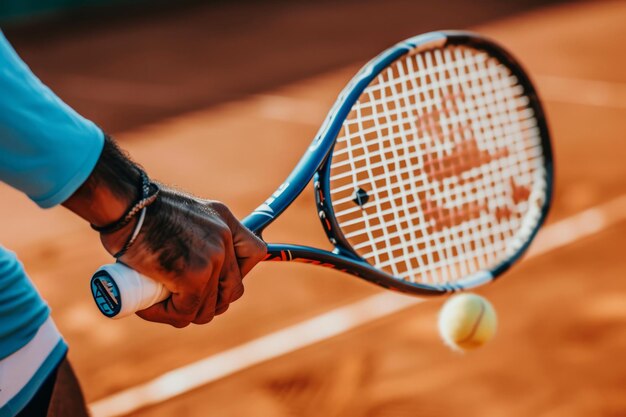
[312,31,553,294]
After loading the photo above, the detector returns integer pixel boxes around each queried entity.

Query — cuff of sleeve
[31,129,105,208]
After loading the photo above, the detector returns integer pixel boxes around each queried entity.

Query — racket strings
[328,45,547,285]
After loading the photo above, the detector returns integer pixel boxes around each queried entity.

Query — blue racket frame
[242,31,553,296]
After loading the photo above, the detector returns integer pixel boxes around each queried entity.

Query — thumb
[231,221,267,276]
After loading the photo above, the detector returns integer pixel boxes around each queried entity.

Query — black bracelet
[91,171,158,234]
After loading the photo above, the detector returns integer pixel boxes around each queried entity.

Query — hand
[62,136,266,327]
[101,187,267,327]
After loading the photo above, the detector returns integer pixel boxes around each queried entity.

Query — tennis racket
[91,31,553,319]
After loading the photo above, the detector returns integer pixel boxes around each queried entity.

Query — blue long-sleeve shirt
[0,30,104,359]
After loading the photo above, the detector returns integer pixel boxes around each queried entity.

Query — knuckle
[208,201,230,216]
[210,200,227,210]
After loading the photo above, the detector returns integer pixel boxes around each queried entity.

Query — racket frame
[244,31,553,295]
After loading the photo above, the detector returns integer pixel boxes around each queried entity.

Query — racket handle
[90,263,170,319]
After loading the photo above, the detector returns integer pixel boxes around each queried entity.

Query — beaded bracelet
[112,198,150,258]
[91,171,157,234]
[114,182,159,254]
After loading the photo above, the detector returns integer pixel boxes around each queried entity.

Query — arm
[0,32,266,327]
[63,136,267,326]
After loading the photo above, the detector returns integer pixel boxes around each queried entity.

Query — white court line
[89,193,626,417]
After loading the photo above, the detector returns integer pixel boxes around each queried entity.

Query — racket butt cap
[90,263,169,319]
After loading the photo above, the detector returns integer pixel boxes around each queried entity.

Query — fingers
[208,201,267,276]
[131,197,265,328]
[135,296,185,327]
[136,227,245,326]
[217,238,245,309]
[136,265,220,328]
[194,233,243,324]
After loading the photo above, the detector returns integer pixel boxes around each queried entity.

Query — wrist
[100,217,137,255]
[66,185,136,226]
[91,171,157,234]
[62,134,141,225]
[97,181,159,261]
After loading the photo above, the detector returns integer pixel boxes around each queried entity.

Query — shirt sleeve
[0,31,104,208]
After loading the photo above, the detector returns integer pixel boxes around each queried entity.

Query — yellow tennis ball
[438,293,497,351]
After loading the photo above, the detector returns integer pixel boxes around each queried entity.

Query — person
[0,31,267,416]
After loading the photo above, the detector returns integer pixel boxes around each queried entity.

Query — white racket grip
[90,263,171,319]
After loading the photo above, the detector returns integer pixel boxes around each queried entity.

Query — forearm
[0,32,266,328]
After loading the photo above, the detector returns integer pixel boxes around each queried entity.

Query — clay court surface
[1,1,626,416]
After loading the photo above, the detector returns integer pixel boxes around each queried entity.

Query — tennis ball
[438,293,497,352]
